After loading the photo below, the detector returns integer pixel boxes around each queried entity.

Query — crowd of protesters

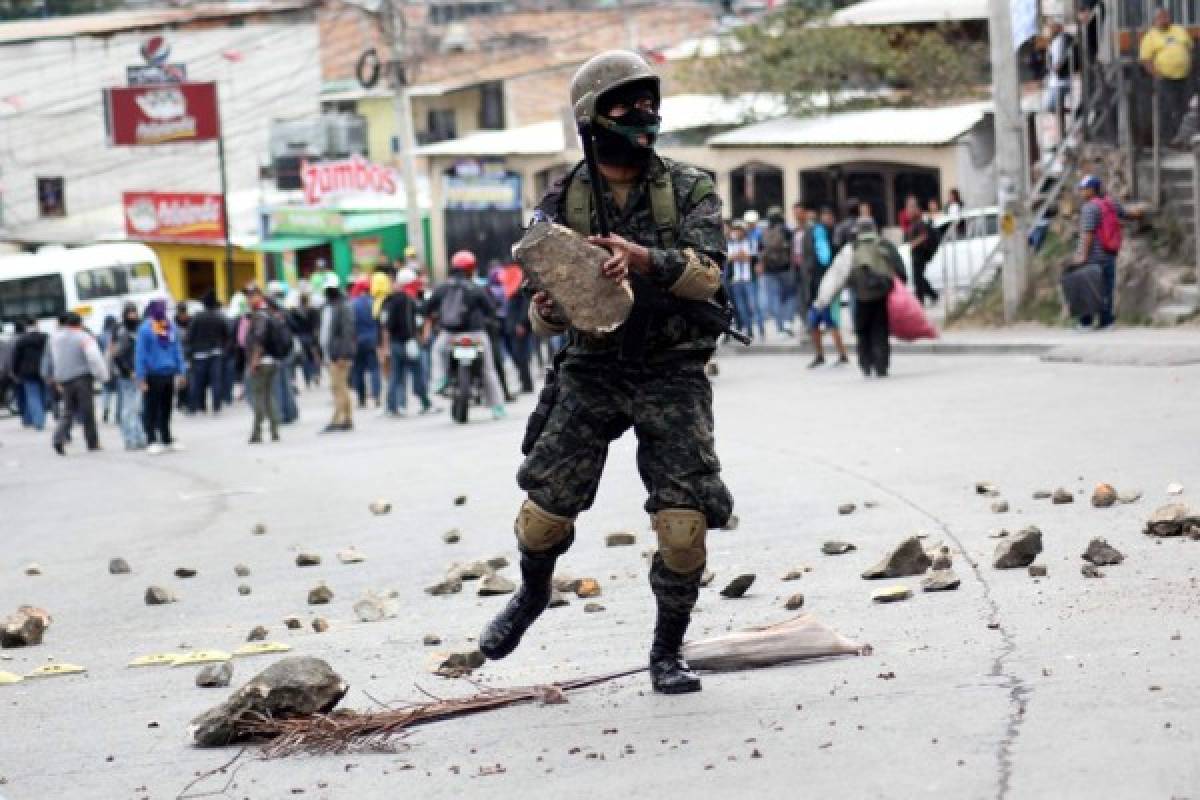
[0,245,543,453]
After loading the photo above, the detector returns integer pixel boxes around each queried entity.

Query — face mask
[593,107,661,167]
[123,316,139,331]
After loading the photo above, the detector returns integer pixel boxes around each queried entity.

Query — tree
[690,6,989,115]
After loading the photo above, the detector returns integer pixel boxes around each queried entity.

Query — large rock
[1144,503,1200,537]
[720,574,755,598]
[512,221,634,334]
[189,657,347,746]
[1,606,50,648]
[994,527,1043,569]
[861,537,931,579]
[1082,538,1124,566]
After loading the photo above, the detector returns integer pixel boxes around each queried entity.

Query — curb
[724,342,1054,357]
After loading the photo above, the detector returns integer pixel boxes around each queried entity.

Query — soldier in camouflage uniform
[480,50,733,694]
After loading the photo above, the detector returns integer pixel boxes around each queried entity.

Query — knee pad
[514,499,574,553]
[653,509,707,574]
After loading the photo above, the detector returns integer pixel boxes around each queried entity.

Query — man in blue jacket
[135,299,185,455]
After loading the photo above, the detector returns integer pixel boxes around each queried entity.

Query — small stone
[822,541,856,555]
[784,593,805,610]
[247,626,269,642]
[864,500,880,509]
[453,495,468,506]
[337,547,366,564]
[574,578,602,598]
[233,564,251,577]
[478,574,516,596]
[1082,538,1124,566]
[426,576,463,596]
[605,532,637,547]
[252,523,267,535]
[1081,564,1104,579]
[1,606,50,648]
[990,501,1009,514]
[486,556,510,570]
[931,547,952,570]
[428,649,484,677]
[174,567,197,578]
[921,569,961,592]
[720,574,756,598]
[782,568,805,581]
[699,569,715,587]
[1144,503,1199,537]
[548,591,569,608]
[449,561,493,581]
[1028,565,1047,577]
[442,529,462,544]
[988,529,1010,539]
[861,537,931,579]
[195,661,233,688]
[237,584,252,596]
[307,584,334,605]
[108,558,132,574]
[1091,483,1118,508]
[553,575,581,593]
[583,602,606,613]
[1032,490,1052,500]
[23,563,41,576]
[1051,488,1074,504]
[975,482,1000,497]
[312,618,330,633]
[871,585,912,603]
[721,514,740,531]
[368,500,391,515]
[993,527,1043,569]
[144,586,175,605]
[423,634,443,646]
[353,592,389,622]
[838,503,856,515]
[1117,489,1143,504]
[295,552,321,567]
[1167,482,1184,496]
[284,616,303,630]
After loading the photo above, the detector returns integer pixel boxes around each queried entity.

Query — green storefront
[251,208,432,287]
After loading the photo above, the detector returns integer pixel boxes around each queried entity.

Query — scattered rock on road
[548,590,569,608]
[423,634,442,646]
[353,592,389,622]
[930,546,952,570]
[337,547,366,564]
[991,501,1009,514]
[1081,564,1104,579]
[1091,483,1118,508]
[174,567,197,579]
[1028,565,1048,578]
[605,532,637,547]
[1082,538,1124,566]
[838,503,856,516]
[782,568,806,581]
[426,576,463,596]
[784,593,805,610]
[988,529,1010,539]
[1032,490,1052,500]
[720,574,756,598]
[976,482,1000,497]
[861,537,931,579]
[486,556,510,570]
[553,576,580,593]
[369,500,391,515]
[1118,489,1143,504]
[251,523,267,536]
[993,527,1043,569]
[1167,482,1185,496]
[822,541,856,555]
[442,529,462,544]
[699,569,715,588]
[144,586,175,605]
[283,616,303,630]
[234,564,251,577]
[307,584,333,605]
[429,650,484,677]
[478,574,516,596]
[584,602,606,613]
[295,552,321,568]
[921,570,960,592]
[190,657,347,746]
[312,618,330,633]
[453,495,468,506]
[237,584,252,596]
[1,606,50,648]
[871,586,912,603]
[108,558,131,574]
[1144,503,1199,537]
[722,514,740,531]
[1052,488,1074,505]
[574,578,602,598]
[450,561,493,581]
[247,626,269,642]
[195,661,233,688]
[23,563,41,576]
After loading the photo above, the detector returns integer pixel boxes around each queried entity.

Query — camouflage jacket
[533,156,727,359]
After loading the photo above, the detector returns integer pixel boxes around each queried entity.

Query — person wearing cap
[348,276,382,409]
[1074,175,1138,329]
[758,205,796,336]
[43,312,109,455]
[727,219,763,340]
[380,268,435,416]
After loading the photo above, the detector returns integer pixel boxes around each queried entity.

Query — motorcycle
[447,335,485,424]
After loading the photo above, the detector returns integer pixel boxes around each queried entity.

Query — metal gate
[443,209,525,271]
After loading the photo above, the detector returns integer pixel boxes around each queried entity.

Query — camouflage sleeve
[647,173,727,301]
[532,174,569,226]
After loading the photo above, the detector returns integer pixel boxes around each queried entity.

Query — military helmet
[570,50,660,125]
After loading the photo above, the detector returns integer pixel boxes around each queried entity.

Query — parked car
[895,207,1001,292]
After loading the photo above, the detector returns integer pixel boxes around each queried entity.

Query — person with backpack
[381,268,435,416]
[424,249,505,420]
[802,206,850,368]
[757,206,795,337]
[815,218,908,378]
[906,200,941,307]
[349,277,381,409]
[268,294,299,425]
[1072,175,1140,329]
[12,318,49,430]
[243,287,282,444]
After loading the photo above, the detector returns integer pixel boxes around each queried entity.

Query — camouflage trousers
[517,356,733,528]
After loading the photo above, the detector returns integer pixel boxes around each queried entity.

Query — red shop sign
[123,191,226,242]
[103,82,219,146]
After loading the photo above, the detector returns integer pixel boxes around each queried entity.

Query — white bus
[0,243,172,333]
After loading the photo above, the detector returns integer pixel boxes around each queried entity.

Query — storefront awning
[246,235,329,253]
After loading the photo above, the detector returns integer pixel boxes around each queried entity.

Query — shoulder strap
[564,161,591,237]
[647,157,678,249]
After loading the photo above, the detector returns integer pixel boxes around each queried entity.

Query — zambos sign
[301,156,399,206]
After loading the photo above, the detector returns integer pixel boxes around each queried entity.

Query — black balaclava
[593,80,661,168]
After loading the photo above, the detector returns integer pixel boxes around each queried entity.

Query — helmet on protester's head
[570,50,660,125]
[450,250,477,274]
[571,50,661,167]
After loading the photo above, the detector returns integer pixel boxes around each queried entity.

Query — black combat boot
[648,555,703,694]
[480,536,572,660]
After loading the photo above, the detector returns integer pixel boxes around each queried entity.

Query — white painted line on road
[178,488,266,501]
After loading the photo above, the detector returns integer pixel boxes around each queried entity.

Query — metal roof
[829,0,988,26]
[707,103,990,148]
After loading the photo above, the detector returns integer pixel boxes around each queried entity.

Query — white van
[0,243,172,333]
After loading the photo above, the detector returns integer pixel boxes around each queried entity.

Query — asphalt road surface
[2,351,1198,799]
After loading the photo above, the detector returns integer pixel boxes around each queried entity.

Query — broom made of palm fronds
[242,614,869,757]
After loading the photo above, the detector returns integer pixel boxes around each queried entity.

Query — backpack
[1092,197,1122,254]
[438,281,469,332]
[113,327,136,378]
[264,314,295,360]
[849,235,895,303]
[761,225,791,272]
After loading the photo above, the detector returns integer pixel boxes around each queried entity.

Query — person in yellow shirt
[1139,7,1194,142]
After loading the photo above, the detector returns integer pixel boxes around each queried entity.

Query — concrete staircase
[1152,265,1200,324]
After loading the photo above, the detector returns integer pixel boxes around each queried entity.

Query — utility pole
[989,0,1031,322]
[385,1,427,272]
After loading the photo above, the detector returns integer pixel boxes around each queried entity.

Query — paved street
[2,351,1199,800]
